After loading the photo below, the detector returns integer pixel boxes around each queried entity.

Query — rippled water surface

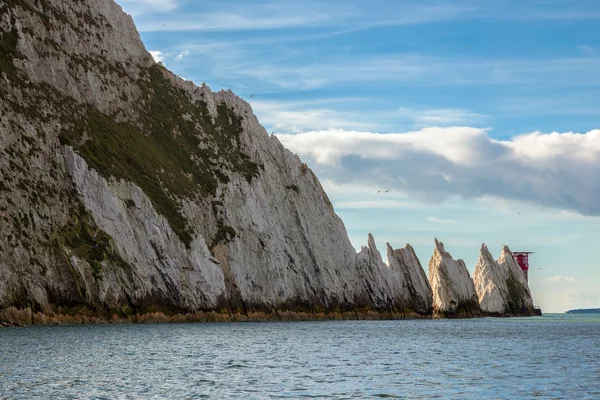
[1,314,599,399]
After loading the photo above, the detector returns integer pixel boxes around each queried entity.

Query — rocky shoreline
[0,236,538,326]
[0,0,537,321]
[0,307,432,327]
[0,306,535,328]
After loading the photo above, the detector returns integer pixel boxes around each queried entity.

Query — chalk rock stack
[353,233,396,309]
[386,243,433,315]
[428,239,482,317]
[0,0,537,321]
[473,244,534,316]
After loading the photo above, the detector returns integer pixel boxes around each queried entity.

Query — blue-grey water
[1,314,599,399]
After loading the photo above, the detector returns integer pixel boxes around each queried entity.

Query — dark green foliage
[211,224,236,248]
[285,184,300,193]
[3,2,261,250]
[55,205,126,281]
[445,298,481,318]
[1,0,52,30]
[505,275,530,315]
[59,65,261,247]
[0,22,23,83]
[3,0,96,32]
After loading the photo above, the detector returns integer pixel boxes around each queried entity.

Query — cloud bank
[542,276,577,283]
[277,128,600,215]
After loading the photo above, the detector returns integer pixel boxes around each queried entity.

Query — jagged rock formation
[352,234,431,315]
[0,0,431,320]
[0,0,537,322]
[428,239,481,317]
[474,245,534,316]
[386,242,433,315]
[353,234,398,309]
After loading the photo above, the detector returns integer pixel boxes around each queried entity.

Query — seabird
[385,190,390,192]
[250,94,254,98]
[377,190,381,193]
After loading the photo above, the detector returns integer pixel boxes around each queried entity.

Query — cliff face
[0,0,537,321]
[0,0,417,318]
[428,239,481,317]
[473,244,534,316]
[352,234,431,315]
[494,246,534,314]
[386,242,433,315]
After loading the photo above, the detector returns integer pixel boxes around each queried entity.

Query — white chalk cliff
[0,0,536,320]
[428,239,481,316]
[0,0,427,317]
[386,242,433,315]
[474,244,534,315]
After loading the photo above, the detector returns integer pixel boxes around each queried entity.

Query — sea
[1,314,599,399]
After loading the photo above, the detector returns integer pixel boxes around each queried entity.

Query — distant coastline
[565,308,600,314]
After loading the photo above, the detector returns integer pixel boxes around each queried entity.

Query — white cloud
[252,99,388,133]
[132,1,474,32]
[252,101,488,135]
[542,276,577,283]
[427,217,457,224]
[397,107,488,126]
[276,128,600,216]
[279,127,498,165]
[116,0,179,16]
[148,50,165,64]
[208,53,600,92]
[175,50,190,62]
[146,32,600,95]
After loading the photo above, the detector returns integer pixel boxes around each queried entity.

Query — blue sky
[116,0,600,312]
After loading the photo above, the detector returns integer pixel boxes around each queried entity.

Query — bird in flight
[377,190,381,193]
[385,190,390,192]
[250,94,254,98]
[518,212,521,215]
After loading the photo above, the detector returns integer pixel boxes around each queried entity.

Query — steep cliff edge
[428,239,481,317]
[0,0,537,323]
[386,242,432,315]
[473,245,534,316]
[0,0,416,321]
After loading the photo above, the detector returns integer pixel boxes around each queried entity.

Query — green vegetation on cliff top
[59,65,261,246]
[2,2,261,248]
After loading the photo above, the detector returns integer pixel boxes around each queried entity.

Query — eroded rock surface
[0,0,536,321]
[386,243,433,315]
[0,0,425,318]
[428,239,481,317]
[474,245,534,316]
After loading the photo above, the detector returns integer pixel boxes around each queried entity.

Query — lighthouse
[512,252,534,283]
